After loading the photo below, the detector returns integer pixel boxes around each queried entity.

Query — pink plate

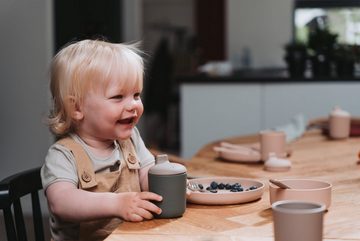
[187,177,264,205]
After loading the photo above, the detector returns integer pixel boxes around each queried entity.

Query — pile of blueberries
[203,181,258,193]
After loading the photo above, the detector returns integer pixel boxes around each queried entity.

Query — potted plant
[284,42,308,78]
[333,44,357,78]
[307,28,338,78]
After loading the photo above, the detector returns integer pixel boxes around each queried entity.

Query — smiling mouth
[118,117,135,125]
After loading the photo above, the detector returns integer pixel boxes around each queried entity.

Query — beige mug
[272,200,326,241]
[329,106,351,139]
[260,130,286,161]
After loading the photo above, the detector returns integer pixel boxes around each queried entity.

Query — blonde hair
[48,39,144,137]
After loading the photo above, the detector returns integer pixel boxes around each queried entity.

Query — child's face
[76,76,144,141]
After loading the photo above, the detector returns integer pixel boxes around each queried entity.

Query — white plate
[187,177,264,205]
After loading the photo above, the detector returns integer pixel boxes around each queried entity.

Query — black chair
[0,167,45,241]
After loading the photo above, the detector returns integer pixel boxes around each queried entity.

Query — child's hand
[117,192,162,222]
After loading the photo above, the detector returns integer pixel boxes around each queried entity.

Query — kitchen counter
[180,74,360,158]
[177,68,360,84]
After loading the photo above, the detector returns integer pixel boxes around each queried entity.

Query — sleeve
[41,143,79,190]
[131,127,155,169]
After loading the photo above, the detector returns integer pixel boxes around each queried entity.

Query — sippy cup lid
[148,154,187,175]
[330,106,350,117]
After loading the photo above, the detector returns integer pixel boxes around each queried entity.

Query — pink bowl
[269,179,332,209]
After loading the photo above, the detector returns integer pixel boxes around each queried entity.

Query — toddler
[41,39,162,241]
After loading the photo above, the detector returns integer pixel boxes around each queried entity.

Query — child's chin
[116,129,133,140]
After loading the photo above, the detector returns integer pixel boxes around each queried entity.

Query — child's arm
[45,181,162,222]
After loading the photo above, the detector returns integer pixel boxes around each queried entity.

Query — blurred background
[1,1,360,239]
[3,0,360,177]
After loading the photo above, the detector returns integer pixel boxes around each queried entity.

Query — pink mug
[260,130,286,161]
[329,107,350,139]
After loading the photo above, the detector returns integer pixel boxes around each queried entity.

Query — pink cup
[260,130,286,161]
[329,106,351,139]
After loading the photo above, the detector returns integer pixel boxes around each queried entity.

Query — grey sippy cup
[148,154,187,218]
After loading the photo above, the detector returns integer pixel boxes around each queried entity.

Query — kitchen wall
[227,0,292,68]
[0,0,53,180]
[0,1,53,240]
[141,0,293,68]
[142,0,194,53]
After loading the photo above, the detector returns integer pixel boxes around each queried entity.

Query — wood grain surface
[106,130,360,241]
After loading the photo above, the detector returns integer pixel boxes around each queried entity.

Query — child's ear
[67,96,84,121]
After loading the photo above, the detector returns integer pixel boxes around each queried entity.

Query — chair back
[0,167,45,241]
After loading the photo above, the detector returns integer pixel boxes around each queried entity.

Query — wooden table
[106,130,360,241]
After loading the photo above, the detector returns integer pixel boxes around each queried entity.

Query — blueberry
[210,181,218,189]
[205,181,257,193]
[236,187,244,192]
[198,184,204,190]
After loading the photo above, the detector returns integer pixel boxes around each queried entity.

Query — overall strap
[118,139,141,170]
[57,137,98,189]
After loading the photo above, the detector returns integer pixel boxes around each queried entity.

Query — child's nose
[125,98,138,110]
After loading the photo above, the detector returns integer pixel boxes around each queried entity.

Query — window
[293,0,360,45]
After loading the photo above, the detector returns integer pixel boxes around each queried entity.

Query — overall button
[81,171,92,182]
[127,154,137,164]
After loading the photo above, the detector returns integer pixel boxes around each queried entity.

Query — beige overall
[57,137,141,241]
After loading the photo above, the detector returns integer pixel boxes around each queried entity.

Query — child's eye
[134,93,141,100]
[110,95,123,100]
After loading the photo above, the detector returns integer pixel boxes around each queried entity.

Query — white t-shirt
[41,127,155,241]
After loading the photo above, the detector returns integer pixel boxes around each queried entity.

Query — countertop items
[264,153,291,172]
[186,176,264,205]
[269,179,292,189]
[329,106,351,139]
[273,113,306,142]
[213,142,261,163]
[213,141,292,164]
[269,178,332,210]
[106,130,360,241]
